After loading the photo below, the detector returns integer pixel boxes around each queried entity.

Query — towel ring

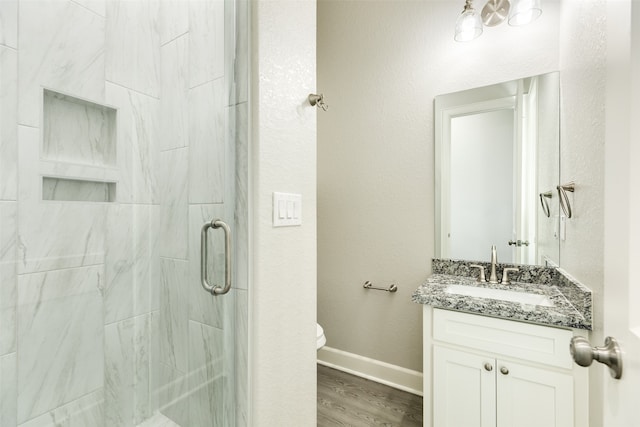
[539,191,553,218]
[557,182,575,218]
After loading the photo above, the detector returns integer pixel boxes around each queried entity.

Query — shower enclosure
[0,0,249,426]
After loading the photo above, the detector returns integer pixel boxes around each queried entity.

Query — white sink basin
[445,284,554,307]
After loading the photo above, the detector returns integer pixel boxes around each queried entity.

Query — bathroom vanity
[413,259,592,427]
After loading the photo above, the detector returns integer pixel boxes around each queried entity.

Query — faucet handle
[469,264,487,283]
[501,267,519,284]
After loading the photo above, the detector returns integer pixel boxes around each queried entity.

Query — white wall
[317,0,561,373]
[250,0,318,425]
[559,1,607,424]
[450,110,515,262]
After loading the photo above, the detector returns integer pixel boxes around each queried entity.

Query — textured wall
[559,1,607,424]
[317,0,561,372]
[250,0,318,425]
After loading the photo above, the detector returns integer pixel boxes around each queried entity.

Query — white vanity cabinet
[423,307,589,427]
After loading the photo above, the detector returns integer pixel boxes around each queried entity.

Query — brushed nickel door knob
[570,336,623,379]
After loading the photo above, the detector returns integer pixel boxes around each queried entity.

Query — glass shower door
[0,0,249,426]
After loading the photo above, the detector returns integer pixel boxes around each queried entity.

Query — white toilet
[316,323,326,350]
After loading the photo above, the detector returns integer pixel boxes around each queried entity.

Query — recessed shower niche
[42,177,116,202]
[43,89,117,167]
[41,90,118,202]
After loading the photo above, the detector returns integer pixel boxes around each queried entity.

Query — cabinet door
[496,360,574,427]
[433,346,496,427]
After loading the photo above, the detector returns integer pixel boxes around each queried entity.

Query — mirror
[435,72,560,266]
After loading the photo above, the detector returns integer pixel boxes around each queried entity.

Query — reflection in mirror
[435,72,560,266]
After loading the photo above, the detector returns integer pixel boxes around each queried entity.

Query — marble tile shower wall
[0,1,249,427]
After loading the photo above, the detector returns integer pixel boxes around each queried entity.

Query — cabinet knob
[484,363,493,372]
[500,366,509,375]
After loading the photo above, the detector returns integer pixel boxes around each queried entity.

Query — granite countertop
[411,259,593,330]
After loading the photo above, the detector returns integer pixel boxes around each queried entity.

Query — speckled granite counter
[412,259,592,330]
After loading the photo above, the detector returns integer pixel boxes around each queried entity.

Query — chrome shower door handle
[201,219,232,295]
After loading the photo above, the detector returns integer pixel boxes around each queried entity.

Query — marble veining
[0,352,17,427]
[3,0,250,425]
[18,1,105,127]
[105,82,159,205]
[234,103,249,291]
[156,362,188,426]
[159,0,188,46]
[412,259,592,330]
[17,266,105,423]
[160,35,188,152]
[0,0,18,49]
[42,90,117,167]
[18,389,104,427]
[159,148,188,260]
[134,205,160,315]
[136,412,181,427]
[105,314,152,427]
[0,201,17,356]
[104,204,135,324]
[42,178,115,202]
[0,45,18,201]
[159,258,188,373]
[235,289,249,425]
[105,0,160,98]
[189,0,225,88]
[188,78,226,204]
[188,321,225,427]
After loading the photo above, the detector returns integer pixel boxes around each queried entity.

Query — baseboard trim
[317,346,423,396]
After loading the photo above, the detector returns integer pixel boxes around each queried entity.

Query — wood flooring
[317,364,423,427]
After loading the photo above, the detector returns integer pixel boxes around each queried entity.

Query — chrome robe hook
[308,93,328,111]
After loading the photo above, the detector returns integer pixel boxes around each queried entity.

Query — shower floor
[136,413,181,427]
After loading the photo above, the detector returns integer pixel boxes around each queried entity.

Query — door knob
[570,336,623,379]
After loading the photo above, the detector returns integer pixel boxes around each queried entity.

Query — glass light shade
[454,8,483,42]
[508,0,542,26]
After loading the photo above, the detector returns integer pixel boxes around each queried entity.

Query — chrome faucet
[489,245,499,284]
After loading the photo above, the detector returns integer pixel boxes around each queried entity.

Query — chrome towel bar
[363,281,398,293]
[201,219,232,295]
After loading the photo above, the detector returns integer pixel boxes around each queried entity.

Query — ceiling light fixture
[455,0,542,42]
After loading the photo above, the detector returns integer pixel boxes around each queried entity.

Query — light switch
[286,201,292,218]
[273,192,302,227]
